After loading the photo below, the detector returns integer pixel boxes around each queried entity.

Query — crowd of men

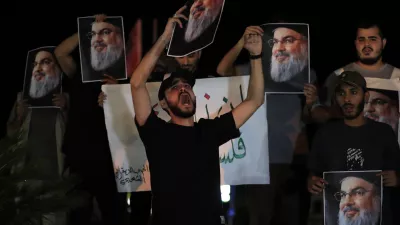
[5,6,400,225]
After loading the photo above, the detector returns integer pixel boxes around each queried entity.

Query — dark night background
[4,2,399,139]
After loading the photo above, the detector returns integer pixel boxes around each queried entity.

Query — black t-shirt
[308,118,400,225]
[308,119,400,175]
[135,110,240,225]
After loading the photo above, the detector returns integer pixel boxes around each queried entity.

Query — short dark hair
[356,21,384,39]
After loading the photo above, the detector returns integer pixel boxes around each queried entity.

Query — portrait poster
[102,75,270,192]
[364,78,399,143]
[260,23,310,93]
[167,0,225,57]
[323,171,382,225]
[78,16,127,83]
[22,46,63,108]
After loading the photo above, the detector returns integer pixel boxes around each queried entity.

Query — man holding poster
[130,6,265,225]
[307,71,400,225]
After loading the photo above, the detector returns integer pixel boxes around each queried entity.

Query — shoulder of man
[390,65,400,79]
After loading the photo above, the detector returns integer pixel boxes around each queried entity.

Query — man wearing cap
[305,21,400,123]
[130,5,264,225]
[307,71,400,225]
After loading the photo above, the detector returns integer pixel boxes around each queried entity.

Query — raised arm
[231,27,264,129]
[54,33,79,78]
[217,26,262,77]
[131,6,188,126]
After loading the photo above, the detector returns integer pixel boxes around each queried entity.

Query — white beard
[338,197,381,225]
[91,43,123,71]
[184,6,220,43]
[29,68,61,99]
[270,43,308,82]
[364,109,399,131]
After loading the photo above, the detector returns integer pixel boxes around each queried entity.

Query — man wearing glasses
[79,14,126,82]
[364,88,399,133]
[334,175,381,225]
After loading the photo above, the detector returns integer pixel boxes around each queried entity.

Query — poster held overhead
[78,16,127,83]
[167,0,225,57]
[23,46,63,108]
[260,23,310,93]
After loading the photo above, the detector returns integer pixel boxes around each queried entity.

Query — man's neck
[344,115,366,127]
[355,59,385,71]
[171,116,195,127]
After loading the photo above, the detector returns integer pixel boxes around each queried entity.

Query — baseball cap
[334,71,367,93]
[158,70,196,101]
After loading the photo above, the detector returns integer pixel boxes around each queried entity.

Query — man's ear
[382,38,387,49]
[364,91,370,102]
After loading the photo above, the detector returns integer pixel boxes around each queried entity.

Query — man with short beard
[130,6,265,225]
[336,176,381,225]
[364,89,399,132]
[184,0,223,43]
[269,25,309,84]
[306,21,400,123]
[307,71,400,225]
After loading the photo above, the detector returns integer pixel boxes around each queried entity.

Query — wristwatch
[249,52,263,60]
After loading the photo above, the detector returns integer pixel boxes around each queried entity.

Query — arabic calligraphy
[115,162,149,186]
[204,85,247,164]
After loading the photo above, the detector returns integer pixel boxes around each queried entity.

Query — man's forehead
[273,27,301,38]
[341,177,372,190]
[357,27,380,38]
[35,51,53,61]
[92,21,115,31]
[369,90,390,100]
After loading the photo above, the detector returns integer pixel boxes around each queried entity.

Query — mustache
[275,51,290,58]
[34,71,45,77]
[93,42,107,48]
[362,47,373,51]
[343,205,360,214]
[192,6,205,15]
[342,103,354,108]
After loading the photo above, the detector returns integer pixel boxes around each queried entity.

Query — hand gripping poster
[167,0,225,57]
[260,23,310,93]
[78,15,127,83]
[323,171,383,225]
[102,76,270,192]
[22,46,63,108]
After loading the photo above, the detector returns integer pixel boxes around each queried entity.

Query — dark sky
[4,1,399,138]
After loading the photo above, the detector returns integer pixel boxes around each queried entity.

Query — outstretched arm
[131,6,188,126]
[231,28,264,129]
[217,26,262,77]
[54,33,79,78]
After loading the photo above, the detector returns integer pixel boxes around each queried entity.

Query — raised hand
[94,14,107,22]
[161,5,188,41]
[102,74,118,85]
[243,26,263,56]
[307,175,328,195]
[304,83,318,106]
[98,92,107,107]
[378,171,398,187]
[53,94,67,109]
[16,99,29,121]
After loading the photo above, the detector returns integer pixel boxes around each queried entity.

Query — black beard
[341,100,365,120]
[358,49,383,65]
[167,100,196,118]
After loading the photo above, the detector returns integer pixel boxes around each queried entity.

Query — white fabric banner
[102,75,270,192]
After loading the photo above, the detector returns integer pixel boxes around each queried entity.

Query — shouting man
[130,5,264,225]
[185,0,224,43]
[29,50,62,99]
